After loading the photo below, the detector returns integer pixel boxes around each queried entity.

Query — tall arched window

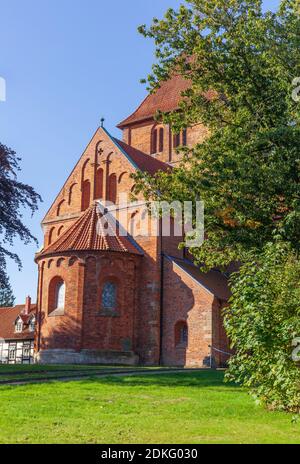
[49,277,66,315]
[57,200,65,217]
[182,129,187,146]
[175,321,188,347]
[56,281,65,310]
[159,128,164,152]
[68,183,77,205]
[48,227,55,245]
[95,168,104,199]
[108,174,117,204]
[173,133,181,149]
[81,179,91,211]
[102,282,117,310]
[151,128,158,154]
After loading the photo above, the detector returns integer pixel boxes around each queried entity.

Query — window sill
[48,309,65,317]
[175,344,188,349]
[98,309,120,318]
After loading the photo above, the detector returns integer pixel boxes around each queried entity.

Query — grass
[0,364,165,382]
[0,370,299,444]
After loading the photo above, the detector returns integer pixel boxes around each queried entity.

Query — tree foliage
[0,143,41,292]
[225,243,300,414]
[134,0,300,412]
[0,280,15,308]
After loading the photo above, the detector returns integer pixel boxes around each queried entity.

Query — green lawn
[0,370,299,444]
[0,364,165,382]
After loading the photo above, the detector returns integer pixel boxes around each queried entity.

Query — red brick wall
[36,252,141,355]
[162,257,216,367]
[121,120,209,165]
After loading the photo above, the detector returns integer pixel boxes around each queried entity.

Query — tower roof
[117,74,191,128]
[37,202,142,258]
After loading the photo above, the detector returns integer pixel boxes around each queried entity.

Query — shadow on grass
[85,370,241,391]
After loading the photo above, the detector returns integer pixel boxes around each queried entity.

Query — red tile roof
[117,74,191,128]
[113,138,171,176]
[37,202,142,258]
[0,305,36,341]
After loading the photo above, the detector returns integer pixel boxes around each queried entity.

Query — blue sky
[0,0,280,303]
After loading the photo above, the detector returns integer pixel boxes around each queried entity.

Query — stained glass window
[102,282,117,309]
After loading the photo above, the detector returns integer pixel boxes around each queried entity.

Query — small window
[173,133,181,148]
[23,345,30,358]
[56,282,65,310]
[9,347,16,360]
[159,128,164,152]
[29,318,35,333]
[182,129,187,146]
[15,320,23,333]
[102,282,117,310]
[175,321,188,347]
[151,128,158,154]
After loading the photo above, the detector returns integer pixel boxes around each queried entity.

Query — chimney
[24,296,31,315]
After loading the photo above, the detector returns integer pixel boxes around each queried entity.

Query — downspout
[37,261,44,352]
[159,219,164,366]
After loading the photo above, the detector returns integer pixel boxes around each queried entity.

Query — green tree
[0,143,41,293]
[134,0,300,411]
[136,0,299,267]
[224,243,300,413]
[0,280,15,308]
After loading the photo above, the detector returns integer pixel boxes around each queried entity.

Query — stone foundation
[35,349,139,365]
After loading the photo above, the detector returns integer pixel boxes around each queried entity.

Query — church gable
[41,127,161,248]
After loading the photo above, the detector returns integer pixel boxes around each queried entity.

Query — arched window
[81,179,91,211]
[175,321,188,347]
[151,128,158,154]
[108,174,117,204]
[102,282,117,310]
[48,227,55,245]
[57,200,65,217]
[95,168,104,199]
[49,277,65,315]
[173,133,181,149]
[68,183,77,205]
[159,128,164,152]
[57,225,64,237]
[55,281,65,310]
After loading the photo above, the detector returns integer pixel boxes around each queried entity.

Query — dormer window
[29,317,36,333]
[15,319,23,333]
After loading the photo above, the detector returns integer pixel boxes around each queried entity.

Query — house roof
[117,74,191,128]
[0,305,36,341]
[169,257,231,301]
[113,137,171,175]
[37,202,142,258]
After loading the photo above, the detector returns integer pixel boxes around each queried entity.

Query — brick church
[30,74,230,367]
